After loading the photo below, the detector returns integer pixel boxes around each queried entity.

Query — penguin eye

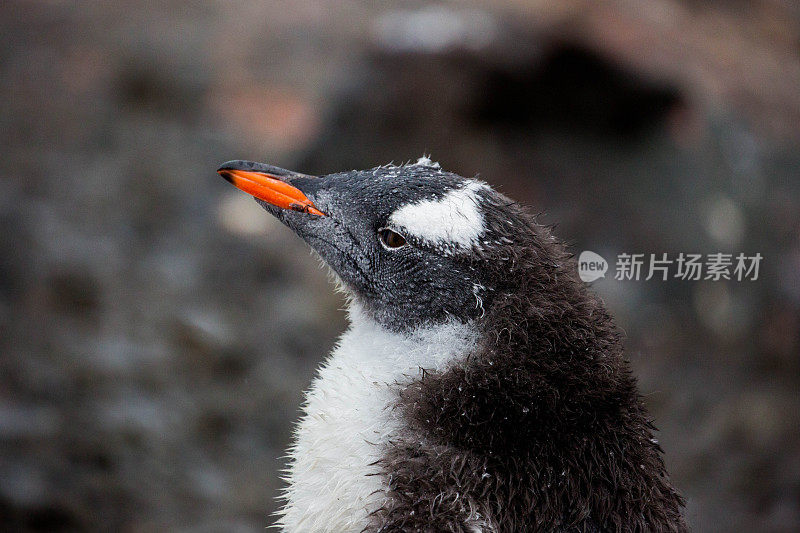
[378,228,408,250]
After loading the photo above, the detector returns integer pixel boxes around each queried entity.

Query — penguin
[217,157,687,533]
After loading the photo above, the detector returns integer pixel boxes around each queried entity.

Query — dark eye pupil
[380,229,407,248]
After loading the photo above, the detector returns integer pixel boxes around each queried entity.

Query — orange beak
[217,168,325,217]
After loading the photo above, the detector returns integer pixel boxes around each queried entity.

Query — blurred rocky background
[1,1,799,531]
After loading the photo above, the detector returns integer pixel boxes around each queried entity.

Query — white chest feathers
[276,308,479,532]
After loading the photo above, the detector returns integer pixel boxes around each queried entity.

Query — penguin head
[218,157,552,332]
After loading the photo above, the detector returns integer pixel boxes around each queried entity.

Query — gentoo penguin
[217,157,686,532]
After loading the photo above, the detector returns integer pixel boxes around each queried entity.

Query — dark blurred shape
[46,271,100,317]
[115,59,205,118]
[0,497,85,532]
[299,32,684,180]
[0,214,27,302]
[472,44,682,137]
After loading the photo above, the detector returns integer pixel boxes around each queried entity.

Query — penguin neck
[341,302,480,374]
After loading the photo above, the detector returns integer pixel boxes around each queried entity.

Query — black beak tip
[216,160,310,181]
[217,159,251,172]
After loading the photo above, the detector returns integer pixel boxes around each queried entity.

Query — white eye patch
[388,180,489,250]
